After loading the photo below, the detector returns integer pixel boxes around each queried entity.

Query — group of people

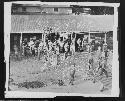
[13,32,111,62]
[12,31,113,91]
[87,43,113,92]
[19,32,75,65]
[76,36,105,52]
[37,33,76,65]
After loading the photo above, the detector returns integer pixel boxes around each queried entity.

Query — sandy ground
[9,80,111,95]
[9,53,112,95]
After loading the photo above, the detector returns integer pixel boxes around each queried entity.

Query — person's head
[33,36,36,40]
[24,38,27,41]
[107,49,110,52]
[14,45,17,48]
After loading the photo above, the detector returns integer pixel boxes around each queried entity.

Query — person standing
[22,39,27,56]
[28,38,34,55]
[55,42,60,65]
[64,42,69,59]
[48,40,52,52]
[38,40,44,60]
[70,40,75,56]
[69,63,76,85]
[13,45,19,60]
[58,38,64,53]
[97,57,111,92]
[77,38,81,52]
[88,55,94,70]
[96,45,102,59]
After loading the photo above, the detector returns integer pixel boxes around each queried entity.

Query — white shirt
[48,41,52,50]
[28,41,34,47]
[39,42,43,47]
[63,34,68,39]
[64,43,68,51]
[59,41,64,47]
[14,46,18,54]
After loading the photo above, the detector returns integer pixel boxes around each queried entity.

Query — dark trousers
[69,69,75,85]
[99,68,108,78]
[32,50,35,56]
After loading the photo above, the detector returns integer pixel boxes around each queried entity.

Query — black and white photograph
[4,1,120,98]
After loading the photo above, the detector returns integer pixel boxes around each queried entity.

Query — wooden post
[20,33,23,57]
[104,32,107,44]
[44,33,46,45]
[42,33,43,41]
[88,32,91,53]
[88,32,90,43]
[74,33,76,52]
[71,32,72,41]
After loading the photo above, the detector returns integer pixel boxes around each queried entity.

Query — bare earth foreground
[9,53,112,95]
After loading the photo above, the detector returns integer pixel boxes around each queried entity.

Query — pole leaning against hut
[20,33,23,58]
[104,32,107,44]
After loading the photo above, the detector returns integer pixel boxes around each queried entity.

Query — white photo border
[4,1,120,98]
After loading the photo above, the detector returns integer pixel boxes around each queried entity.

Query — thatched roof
[11,14,113,33]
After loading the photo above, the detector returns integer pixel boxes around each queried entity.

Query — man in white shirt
[28,38,34,55]
[64,42,69,59]
[58,38,64,53]
[96,45,102,60]
[64,42,69,52]
[70,40,75,55]
[48,40,53,53]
